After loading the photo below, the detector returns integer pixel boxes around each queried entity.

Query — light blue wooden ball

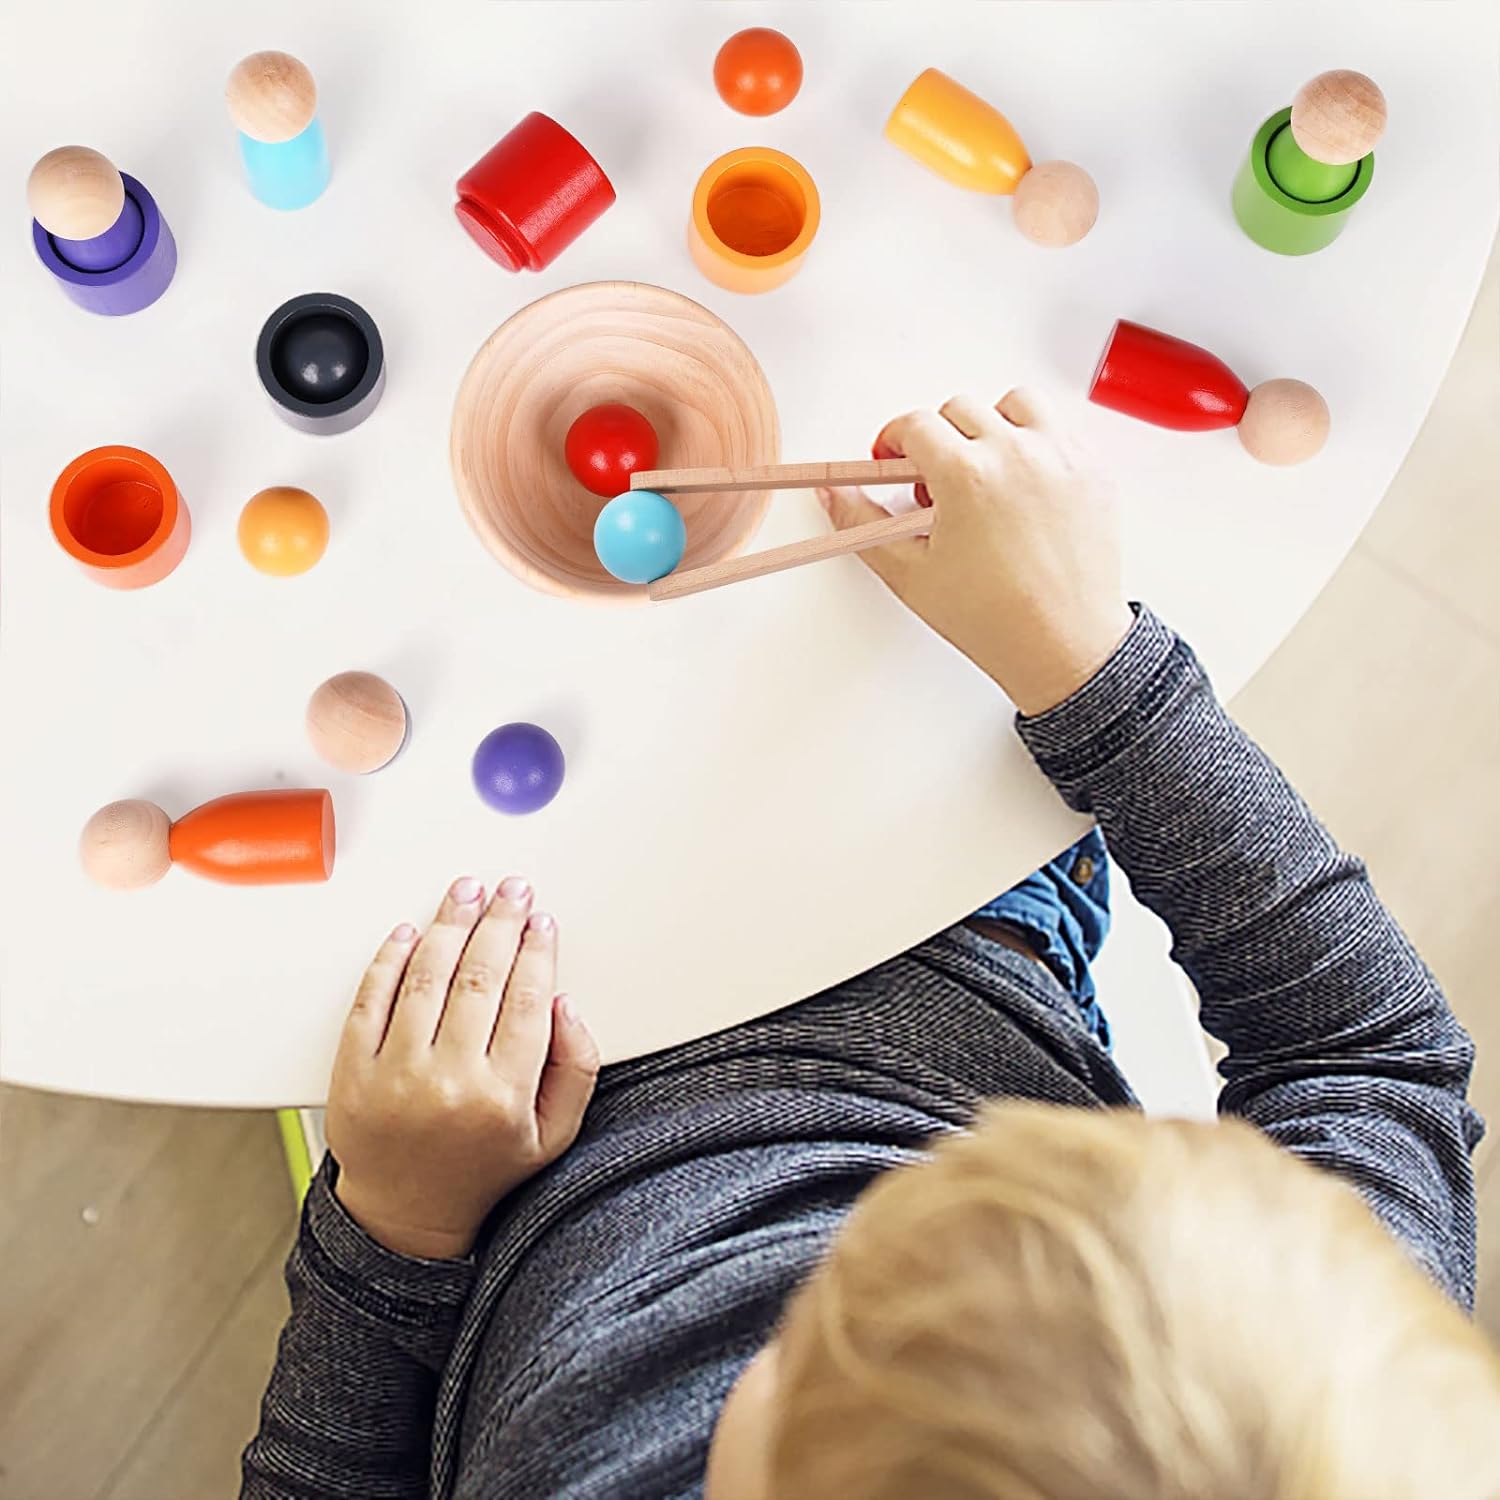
[593,490,686,585]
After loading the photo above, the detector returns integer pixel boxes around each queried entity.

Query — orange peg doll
[80,789,334,889]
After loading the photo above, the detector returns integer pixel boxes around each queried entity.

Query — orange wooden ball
[306,671,408,774]
[1291,70,1386,165]
[713,28,803,116]
[1012,160,1099,247]
[80,799,172,890]
[1237,379,1330,465]
[238,486,329,575]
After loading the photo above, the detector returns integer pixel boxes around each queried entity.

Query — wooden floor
[4,249,1497,1499]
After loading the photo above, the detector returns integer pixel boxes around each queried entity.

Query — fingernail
[499,876,532,904]
[389,923,417,943]
[558,993,579,1024]
[527,911,555,937]
[872,437,897,460]
[450,876,482,904]
[914,482,933,507]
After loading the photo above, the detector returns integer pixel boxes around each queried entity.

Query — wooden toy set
[28,35,1386,891]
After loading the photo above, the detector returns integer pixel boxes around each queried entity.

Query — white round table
[2,0,1495,1106]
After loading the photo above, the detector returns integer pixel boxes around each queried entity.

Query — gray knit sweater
[242,608,1481,1500]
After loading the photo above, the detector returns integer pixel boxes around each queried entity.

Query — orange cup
[50,445,191,589]
[688,147,820,294]
[885,68,1031,194]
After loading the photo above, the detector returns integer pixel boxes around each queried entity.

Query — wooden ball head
[79,799,171,890]
[226,51,318,142]
[306,672,408,774]
[1237,379,1330,465]
[1012,160,1099,248]
[27,146,124,239]
[1291,70,1387,165]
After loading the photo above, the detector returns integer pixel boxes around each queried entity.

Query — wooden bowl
[451,281,780,600]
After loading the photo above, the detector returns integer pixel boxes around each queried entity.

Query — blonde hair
[770,1104,1500,1499]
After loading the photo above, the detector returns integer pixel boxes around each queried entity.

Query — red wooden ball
[713,28,803,117]
[564,403,660,498]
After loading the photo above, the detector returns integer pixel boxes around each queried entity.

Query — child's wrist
[334,1174,476,1261]
[986,602,1134,716]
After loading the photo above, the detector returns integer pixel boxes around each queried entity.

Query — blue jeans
[970,828,1112,1048]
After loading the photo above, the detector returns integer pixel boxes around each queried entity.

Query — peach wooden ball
[27,146,125,239]
[1290,70,1387,165]
[1237,379,1331,466]
[79,799,172,890]
[226,51,318,143]
[1012,160,1099,247]
[306,671,408,774]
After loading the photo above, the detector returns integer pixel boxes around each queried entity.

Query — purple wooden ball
[472,722,565,814]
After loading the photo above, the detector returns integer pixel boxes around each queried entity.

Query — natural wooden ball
[306,671,408,774]
[80,799,172,890]
[1291,70,1386,165]
[1012,160,1099,248]
[28,146,124,239]
[226,51,318,143]
[1237,379,1330,465]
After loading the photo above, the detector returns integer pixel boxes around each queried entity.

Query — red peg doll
[1090,319,1329,465]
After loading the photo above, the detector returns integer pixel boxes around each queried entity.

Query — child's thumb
[816,486,924,589]
[817,484,888,532]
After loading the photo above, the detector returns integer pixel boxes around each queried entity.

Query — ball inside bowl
[594,490,686,584]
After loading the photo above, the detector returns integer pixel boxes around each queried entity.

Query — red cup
[454,113,616,272]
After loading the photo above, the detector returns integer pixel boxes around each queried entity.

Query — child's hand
[820,389,1134,716]
[326,876,599,1261]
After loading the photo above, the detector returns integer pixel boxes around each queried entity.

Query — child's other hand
[820,389,1134,716]
[326,876,599,1261]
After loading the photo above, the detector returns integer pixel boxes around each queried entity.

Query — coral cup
[50,444,190,589]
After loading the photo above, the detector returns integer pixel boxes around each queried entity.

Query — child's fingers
[938,393,1005,440]
[872,430,930,506]
[384,877,486,1055]
[536,995,600,1156]
[996,386,1053,430]
[489,912,557,1100]
[818,483,889,532]
[345,924,418,1055]
[879,408,967,479]
[435,877,532,1057]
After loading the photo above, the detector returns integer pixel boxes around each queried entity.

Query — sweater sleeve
[1016,606,1484,1307]
[241,1155,476,1499]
